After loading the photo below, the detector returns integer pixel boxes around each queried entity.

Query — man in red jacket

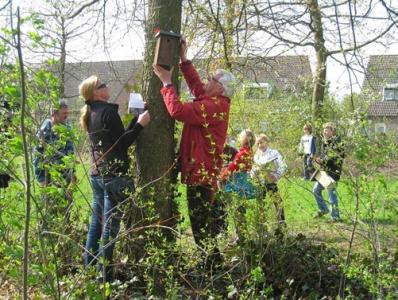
[153,40,236,253]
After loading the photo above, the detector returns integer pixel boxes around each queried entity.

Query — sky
[65,26,397,100]
[61,0,398,100]
[3,0,398,100]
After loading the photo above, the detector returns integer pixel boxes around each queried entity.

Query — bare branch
[328,20,397,55]
[379,0,398,18]
[0,0,11,12]
[68,0,101,19]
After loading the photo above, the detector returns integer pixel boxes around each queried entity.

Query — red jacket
[161,61,230,187]
[220,145,252,180]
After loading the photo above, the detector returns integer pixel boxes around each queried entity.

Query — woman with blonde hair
[79,75,150,282]
[220,129,257,242]
[220,129,256,198]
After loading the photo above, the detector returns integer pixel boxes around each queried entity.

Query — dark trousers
[187,185,225,247]
[260,183,285,224]
[0,173,11,188]
[303,154,314,180]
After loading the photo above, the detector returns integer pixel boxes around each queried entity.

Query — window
[375,123,386,133]
[383,84,398,101]
[243,82,272,101]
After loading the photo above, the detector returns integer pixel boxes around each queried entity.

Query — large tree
[132,0,182,237]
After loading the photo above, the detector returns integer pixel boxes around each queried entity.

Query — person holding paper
[128,93,145,116]
[251,134,287,225]
[313,122,344,222]
[153,38,236,262]
[79,76,150,282]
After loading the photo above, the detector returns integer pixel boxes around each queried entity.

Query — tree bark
[131,0,182,237]
[308,0,327,123]
[223,0,235,70]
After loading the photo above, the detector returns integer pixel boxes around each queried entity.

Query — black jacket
[86,100,143,176]
[320,136,344,181]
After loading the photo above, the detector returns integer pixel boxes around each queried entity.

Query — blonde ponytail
[79,75,99,132]
[80,105,90,131]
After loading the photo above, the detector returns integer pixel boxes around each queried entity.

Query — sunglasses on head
[96,83,107,89]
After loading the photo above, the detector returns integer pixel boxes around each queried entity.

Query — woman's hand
[153,64,173,86]
[138,110,151,127]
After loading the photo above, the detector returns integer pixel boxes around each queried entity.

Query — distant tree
[26,0,102,98]
[341,93,369,114]
[183,0,250,70]
[248,0,398,123]
[182,0,398,124]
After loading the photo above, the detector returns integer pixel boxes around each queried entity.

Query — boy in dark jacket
[313,122,344,221]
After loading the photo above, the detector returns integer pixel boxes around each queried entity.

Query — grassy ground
[175,176,398,252]
[281,177,397,251]
[1,161,396,253]
[0,162,397,297]
[71,165,398,251]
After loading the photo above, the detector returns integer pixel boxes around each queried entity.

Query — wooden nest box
[154,30,181,70]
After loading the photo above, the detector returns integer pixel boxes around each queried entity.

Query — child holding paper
[251,134,287,225]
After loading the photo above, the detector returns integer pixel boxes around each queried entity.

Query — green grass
[73,165,396,253]
[1,162,397,298]
[1,161,397,254]
[174,176,398,252]
[272,177,396,250]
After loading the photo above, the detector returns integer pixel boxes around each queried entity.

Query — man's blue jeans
[84,176,123,281]
[313,181,340,220]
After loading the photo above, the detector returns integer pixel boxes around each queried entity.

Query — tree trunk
[308,0,327,123]
[223,0,235,70]
[130,0,182,238]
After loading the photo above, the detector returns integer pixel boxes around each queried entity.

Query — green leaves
[2,85,21,98]
[0,42,9,55]
[28,13,45,30]
[28,31,43,43]
[250,266,266,284]
[8,136,24,156]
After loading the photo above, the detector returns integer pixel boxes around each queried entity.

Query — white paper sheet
[128,93,145,109]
